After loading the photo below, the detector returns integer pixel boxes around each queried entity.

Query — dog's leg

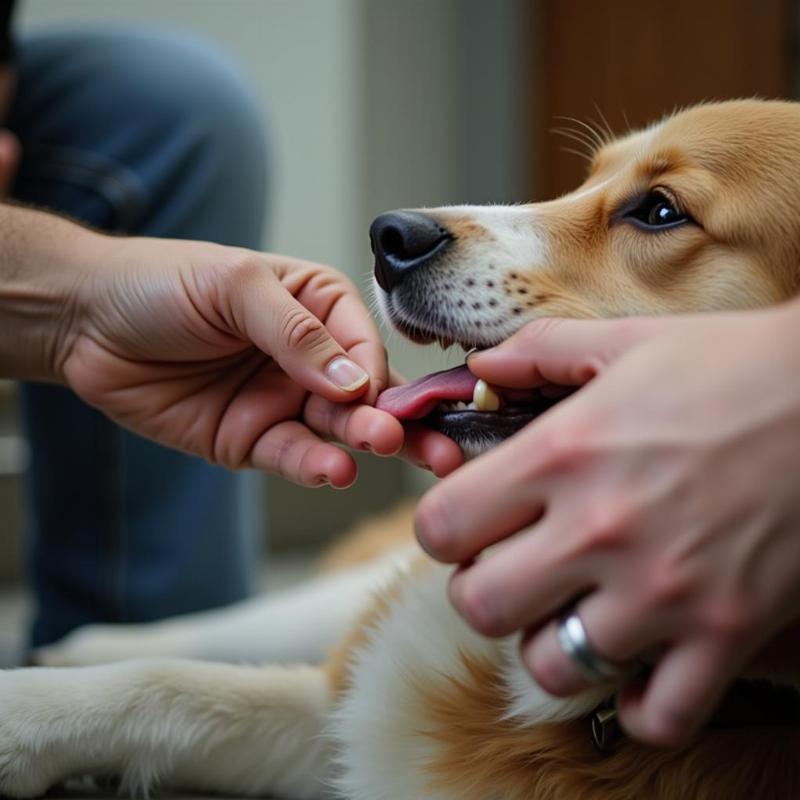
[0,659,332,799]
[35,549,414,666]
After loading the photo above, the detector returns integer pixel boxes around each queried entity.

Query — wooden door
[530,0,794,199]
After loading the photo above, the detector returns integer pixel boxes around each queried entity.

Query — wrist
[0,203,108,383]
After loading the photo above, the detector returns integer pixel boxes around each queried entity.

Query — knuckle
[269,433,298,482]
[449,576,506,637]
[307,267,357,302]
[526,650,573,697]
[519,317,561,346]
[305,400,337,438]
[527,420,598,479]
[415,492,458,560]
[337,273,360,297]
[280,306,328,352]
[642,567,692,611]
[525,427,574,477]
[574,499,637,553]
[639,704,695,748]
[223,251,267,286]
[699,594,756,642]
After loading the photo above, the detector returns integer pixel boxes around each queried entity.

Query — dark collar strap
[589,679,800,752]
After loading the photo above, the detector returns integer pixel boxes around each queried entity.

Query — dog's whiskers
[554,115,607,152]
[559,145,595,164]
[550,126,601,159]
[590,103,615,144]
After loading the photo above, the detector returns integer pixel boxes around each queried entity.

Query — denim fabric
[6,26,269,646]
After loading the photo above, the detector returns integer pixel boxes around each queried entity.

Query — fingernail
[326,357,369,392]
[466,347,493,364]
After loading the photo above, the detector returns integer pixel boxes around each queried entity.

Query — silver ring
[557,610,629,683]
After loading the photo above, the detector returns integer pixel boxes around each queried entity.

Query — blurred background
[0,0,795,660]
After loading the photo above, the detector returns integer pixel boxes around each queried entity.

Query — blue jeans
[7,27,269,647]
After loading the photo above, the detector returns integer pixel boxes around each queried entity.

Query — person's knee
[134,29,268,168]
[20,26,268,234]
[111,28,269,200]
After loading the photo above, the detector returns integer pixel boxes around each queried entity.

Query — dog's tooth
[473,379,501,411]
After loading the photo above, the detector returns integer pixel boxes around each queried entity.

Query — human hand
[55,232,456,485]
[415,302,800,746]
[303,368,464,479]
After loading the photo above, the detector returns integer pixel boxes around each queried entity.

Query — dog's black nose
[370,211,452,292]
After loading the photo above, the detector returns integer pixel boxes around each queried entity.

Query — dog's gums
[376,364,568,457]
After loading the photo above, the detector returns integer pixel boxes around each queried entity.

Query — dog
[5,98,800,799]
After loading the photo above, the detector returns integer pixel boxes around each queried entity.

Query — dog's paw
[0,675,65,797]
[33,623,171,666]
[0,745,55,798]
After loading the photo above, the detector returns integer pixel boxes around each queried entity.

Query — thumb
[237,272,370,402]
[0,129,20,197]
[467,316,668,389]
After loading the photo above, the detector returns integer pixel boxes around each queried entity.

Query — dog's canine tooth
[473,379,501,411]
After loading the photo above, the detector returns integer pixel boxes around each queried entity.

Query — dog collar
[589,679,800,752]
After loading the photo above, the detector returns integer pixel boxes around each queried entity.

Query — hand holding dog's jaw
[302,392,464,480]
[464,314,673,390]
[416,301,800,748]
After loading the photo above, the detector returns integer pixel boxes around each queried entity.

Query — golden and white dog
[6,99,800,799]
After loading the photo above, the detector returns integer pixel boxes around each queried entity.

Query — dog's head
[374,99,800,455]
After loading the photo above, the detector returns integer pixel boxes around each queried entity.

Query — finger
[414,426,546,562]
[304,394,404,456]
[617,638,737,747]
[0,129,20,196]
[446,520,592,637]
[249,419,358,488]
[278,260,389,402]
[467,316,666,389]
[401,424,464,477]
[319,291,389,404]
[212,356,310,467]
[520,590,661,697]
[234,268,371,402]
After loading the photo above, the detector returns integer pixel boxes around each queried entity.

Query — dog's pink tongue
[377,365,477,420]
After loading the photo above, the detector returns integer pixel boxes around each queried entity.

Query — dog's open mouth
[376,364,571,457]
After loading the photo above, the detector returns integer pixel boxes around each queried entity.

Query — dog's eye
[625,191,689,230]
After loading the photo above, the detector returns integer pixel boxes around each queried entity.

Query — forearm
[0,202,104,382]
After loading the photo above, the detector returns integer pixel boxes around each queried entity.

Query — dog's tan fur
[10,99,800,799]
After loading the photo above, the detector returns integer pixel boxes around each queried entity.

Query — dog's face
[373,100,800,455]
